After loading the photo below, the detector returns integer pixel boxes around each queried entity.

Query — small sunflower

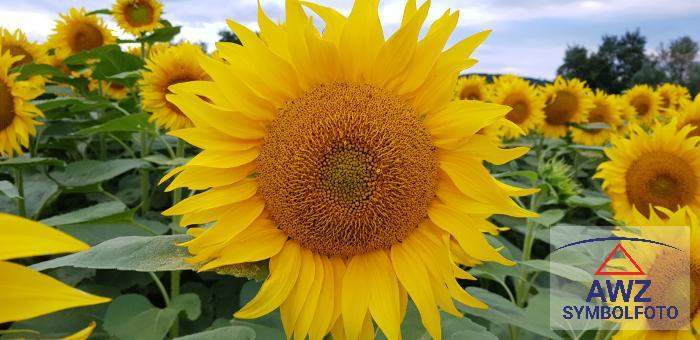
[161,1,536,338]
[127,42,169,58]
[455,74,488,101]
[540,77,593,138]
[0,28,48,68]
[0,213,110,323]
[624,84,660,125]
[112,0,163,36]
[611,207,700,339]
[678,94,700,137]
[48,8,115,58]
[89,80,129,100]
[0,51,44,157]
[488,75,544,138]
[570,90,622,146]
[139,43,209,131]
[596,120,700,221]
[656,83,691,113]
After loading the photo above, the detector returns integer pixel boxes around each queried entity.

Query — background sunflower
[112,0,163,36]
[570,90,622,146]
[624,84,660,125]
[0,51,43,156]
[455,74,489,101]
[540,77,593,138]
[48,7,115,58]
[488,74,545,138]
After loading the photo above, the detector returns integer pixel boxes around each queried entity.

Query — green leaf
[0,180,19,198]
[74,113,150,136]
[34,97,83,111]
[530,209,565,227]
[520,259,593,282]
[23,173,61,219]
[175,326,257,340]
[104,294,178,340]
[389,302,497,340]
[86,8,111,15]
[144,154,190,166]
[32,235,194,272]
[51,159,148,188]
[141,26,181,43]
[11,63,65,80]
[565,195,610,208]
[171,293,202,321]
[0,155,64,168]
[40,201,128,226]
[458,288,561,339]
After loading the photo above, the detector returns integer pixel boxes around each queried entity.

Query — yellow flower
[540,77,593,138]
[89,80,129,100]
[112,0,163,36]
[0,51,44,157]
[570,90,622,146]
[611,207,700,339]
[139,43,210,131]
[678,94,700,137]
[0,28,48,68]
[656,83,691,113]
[624,84,660,125]
[127,42,169,58]
[488,75,544,138]
[596,120,700,221]
[0,213,110,323]
[455,74,488,101]
[48,8,115,58]
[161,1,536,339]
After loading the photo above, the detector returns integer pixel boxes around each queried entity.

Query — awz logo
[554,237,681,322]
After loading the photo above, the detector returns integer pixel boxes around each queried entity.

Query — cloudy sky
[2,0,699,79]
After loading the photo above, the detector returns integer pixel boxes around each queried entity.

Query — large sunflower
[0,51,44,157]
[611,207,700,339]
[678,94,700,137]
[0,213,110,324]
[112,0,163,36]
[161,1,536,339]
[454,74,488,101]
[488,74,544,138]
[570,90,622,146]
[0,28,48,68]
[596,120,700,221]
[624,85,660,125]
[139,43,210,131]
[48,8,115,58]
[540,77,592,138]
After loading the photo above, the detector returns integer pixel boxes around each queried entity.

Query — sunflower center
[164,76,199,116]
[0,81,15,131]
[625,152,697,217]
[584,105,608,134]
[69,23,104,53]
[630,96,651,118]
[645,250,699,329]
[659,93,671,109]
[459,85,483,100]
[257,82,439,257]
[544,90,577,125]
[503,95,530,124]
[125,1,155,26]
[6,45,33,67]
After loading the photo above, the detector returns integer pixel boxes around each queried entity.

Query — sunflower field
[1,0,699,339]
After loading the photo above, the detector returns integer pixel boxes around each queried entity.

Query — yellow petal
[365,250,401,340]
[0,213,89,261]
[163,180,257,216]
[63,322,96,340]
[426,101,511,141]
[309,257,336,340]
[168,128,260,151]
[338,0,383,81]
[293,254,326,339]
[167,80,232,110]
[454,134,529,165]
[187,148,260,169]
[280,248,316,338]
[165,163,256,192]
[301,2,346,43]
[0,261,110,323]
[341,255,370,340]
[198,227,287,271]
[235,242,301,318]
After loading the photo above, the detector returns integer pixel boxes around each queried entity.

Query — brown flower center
[625,152,697,217]
[69,22,104,53]
[645,250,699,329]
[124,1,155,27]
[503,94,530,124]
[630,95,651,118]
[257,82,439,257]
[459,85,483,100]
[0,81,15,131]
[6,45,33,67]
[544,90,578,125]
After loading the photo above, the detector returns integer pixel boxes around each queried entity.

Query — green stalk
[14,167,26,217]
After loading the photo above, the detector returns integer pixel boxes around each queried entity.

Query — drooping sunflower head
[0,51,44,157]
[139,43,209,131]
[678,94,700,137]
[0,28,48,68]
[570,90,622,146]
[160,1,537,339]
[48,8,115,57]
[596,119,700,221]
[455,74,488,101]
[540,77,593,138]
[112,0,163,36]
[624,84,660,125]
[488,74,544,138]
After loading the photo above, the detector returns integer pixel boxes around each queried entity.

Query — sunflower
[656,83,691,113]
[540,77,593,138]
[624,85,660,125]
[0,51,44,157]
[610,207,700,339]
[596,120,700,221]
[48,7,115,58]
[455,74,488,101]
[0,213,110,324]
[160,1,537,339]
[0,28,48,68]
[89,80,129,100]
[570,90,622,146]
[488,75,544,138]
[678,94,700,137]
[127,42,169,58]
[112,0,163,36]
[139,43,210,131]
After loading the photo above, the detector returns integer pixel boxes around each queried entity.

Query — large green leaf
[11,63,66,80]
[103,294,178,340]
[0,155,64,168]
[141,26,181,43]
[50,159,148,188]
[0,180,19,198]
[530,209,566,227]
[40,201,128,226]
[32,235,193,272]
[74,113,151,135]
[520,259,593,282]
[175,326,256,340]
[23,173,61,218]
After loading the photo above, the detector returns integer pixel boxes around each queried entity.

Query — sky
[1,0,699,80]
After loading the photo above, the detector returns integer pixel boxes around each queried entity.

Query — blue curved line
[552,236,681,252]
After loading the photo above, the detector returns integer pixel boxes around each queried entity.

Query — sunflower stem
[169,271,181,338]
[148,272,170,306]
[14,167,26,217]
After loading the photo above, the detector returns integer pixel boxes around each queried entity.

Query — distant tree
[218,29,242,45]
[557,45,589,80]
[631,59,668,86]
[689,63,700,95]
[657,36,699,85]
